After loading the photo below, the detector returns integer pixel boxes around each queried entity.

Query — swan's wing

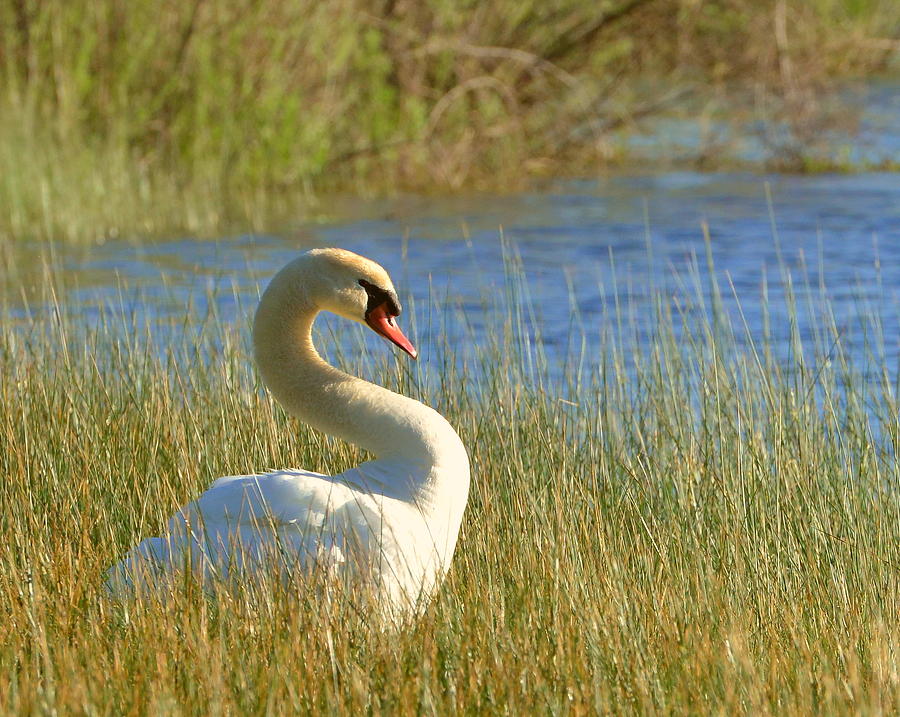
[106,470,387,590]
[106,466,442,614]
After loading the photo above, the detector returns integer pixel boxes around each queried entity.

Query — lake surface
[624,81,900,168]
[5,172,900,389]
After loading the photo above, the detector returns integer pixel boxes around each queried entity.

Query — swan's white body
[106,249,470,615]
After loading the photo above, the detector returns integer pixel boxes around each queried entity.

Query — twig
[423,75,519,139]
[542,0,657,63]
[410,40,578,88]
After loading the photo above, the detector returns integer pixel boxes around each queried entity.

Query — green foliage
[2,243,900,711]
[0,0,897,242]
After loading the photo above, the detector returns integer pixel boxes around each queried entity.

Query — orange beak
[365,303,418,359]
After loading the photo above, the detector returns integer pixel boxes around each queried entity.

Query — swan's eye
[358,278,402,318]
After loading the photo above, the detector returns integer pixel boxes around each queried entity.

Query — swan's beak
[365,303,418,359]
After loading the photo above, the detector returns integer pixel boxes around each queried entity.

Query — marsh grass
[2,244,900,713]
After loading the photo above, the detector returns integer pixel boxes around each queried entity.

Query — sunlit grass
[2,245,900,713]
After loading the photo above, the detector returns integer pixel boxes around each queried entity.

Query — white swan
[106,248,471,615]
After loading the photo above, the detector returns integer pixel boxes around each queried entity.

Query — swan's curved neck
[252,263,467,512]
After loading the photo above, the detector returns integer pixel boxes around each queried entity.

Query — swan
[106,248,471,615]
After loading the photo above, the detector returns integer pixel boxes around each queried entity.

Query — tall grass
[1,0,898,242]
[2,242,900,712]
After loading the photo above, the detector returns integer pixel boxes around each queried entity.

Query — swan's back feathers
[106,464,454,611]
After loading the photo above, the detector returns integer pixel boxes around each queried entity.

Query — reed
[2,242,899,713]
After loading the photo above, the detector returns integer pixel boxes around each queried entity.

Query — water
[622,81,900,167]
[5,172,900,391]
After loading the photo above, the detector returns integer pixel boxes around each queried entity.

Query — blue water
[6,172,900,390]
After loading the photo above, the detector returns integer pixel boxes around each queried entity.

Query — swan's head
[306,248,418,359]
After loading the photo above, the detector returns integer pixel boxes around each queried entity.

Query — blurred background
[0,0,897,242]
